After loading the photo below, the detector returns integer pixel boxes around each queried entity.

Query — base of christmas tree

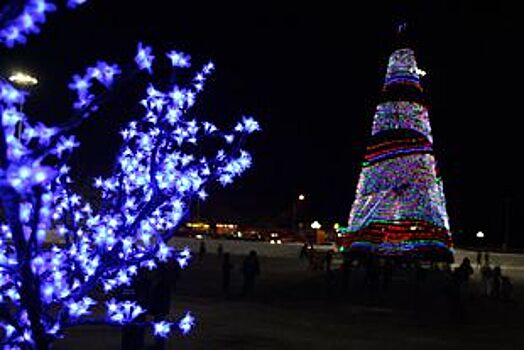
[336,220,454,263]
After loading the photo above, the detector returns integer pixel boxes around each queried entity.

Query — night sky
[1,1,522,246]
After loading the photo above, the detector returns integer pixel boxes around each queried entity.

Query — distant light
[333,223,340,230]
[298,194,305,201]
[216,223,237,229]
[186,222,210,230]
[276,239,282,244]
[311,221,321,230]
[9,72,38,86]
[476,231,485,238]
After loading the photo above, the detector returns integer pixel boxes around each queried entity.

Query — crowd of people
[199,241,261,297]
[298,243,516,320]
[120,242,516,348]
[120,241,262,350]
[450,253,513,302]
[475,251,514,301]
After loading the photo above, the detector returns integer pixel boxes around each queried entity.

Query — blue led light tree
[1,2,259,349]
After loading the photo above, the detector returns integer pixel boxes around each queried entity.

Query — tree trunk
[20,260,50,350]
[0,187,49,350]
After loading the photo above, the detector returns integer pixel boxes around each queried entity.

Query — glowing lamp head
[311,221,321,230]
[9,72,38,86]
[476,231,485,239]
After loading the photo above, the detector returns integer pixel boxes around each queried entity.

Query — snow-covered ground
[169,237,303,258]
[170,236,524,269]
[58,238,524,350]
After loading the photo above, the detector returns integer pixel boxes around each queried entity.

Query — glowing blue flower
[153,321,172,338]
[167,50,191,68]
[178,312,195,335]
[242,116,260,133]
[135,42,155,73]
[93,61,121,87]
[68,74,91,94]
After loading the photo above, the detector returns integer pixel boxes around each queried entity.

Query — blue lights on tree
[0,2,259,349]
[0,1,89,48]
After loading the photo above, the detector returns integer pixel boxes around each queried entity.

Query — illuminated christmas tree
[339,30,453,262]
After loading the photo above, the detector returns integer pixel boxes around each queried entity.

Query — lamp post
[8,71,39,139]
[291,194,306,239]
[503,196,510,252]
[310,220,322,245]
[476,231,485,250]
[310,221,321,230]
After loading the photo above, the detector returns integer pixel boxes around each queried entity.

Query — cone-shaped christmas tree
[339,31,453,262]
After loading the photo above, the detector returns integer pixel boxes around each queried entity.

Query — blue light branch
[68,61,121,109]
[0,1,90,48]
[0,42,258,348]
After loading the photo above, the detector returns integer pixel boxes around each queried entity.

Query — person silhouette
[241,250,260,296]
[480,263,492,297]
[476,251,482,269]
[500,275,513,302]
[198,241,206,261]
[222,253,233,296]
[458,257,473,282]
[484,251,490,266]
[121,268,149,350]
[299,242,308,260]
[325,250,334,272]
[447,267,466,320]
[150,262,172,350]
[490,266,502,299]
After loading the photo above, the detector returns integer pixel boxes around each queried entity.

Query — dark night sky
[1,1,522,246]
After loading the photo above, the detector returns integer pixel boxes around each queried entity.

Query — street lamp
[476,230,485,251]
[292,193,307,237]
[8,71,39,139]
[311,221,321,230]
[9,72,38,87]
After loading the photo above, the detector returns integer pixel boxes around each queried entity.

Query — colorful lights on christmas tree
[384,48,424,91]
[340,44,452,261]
[371,102,433,142]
